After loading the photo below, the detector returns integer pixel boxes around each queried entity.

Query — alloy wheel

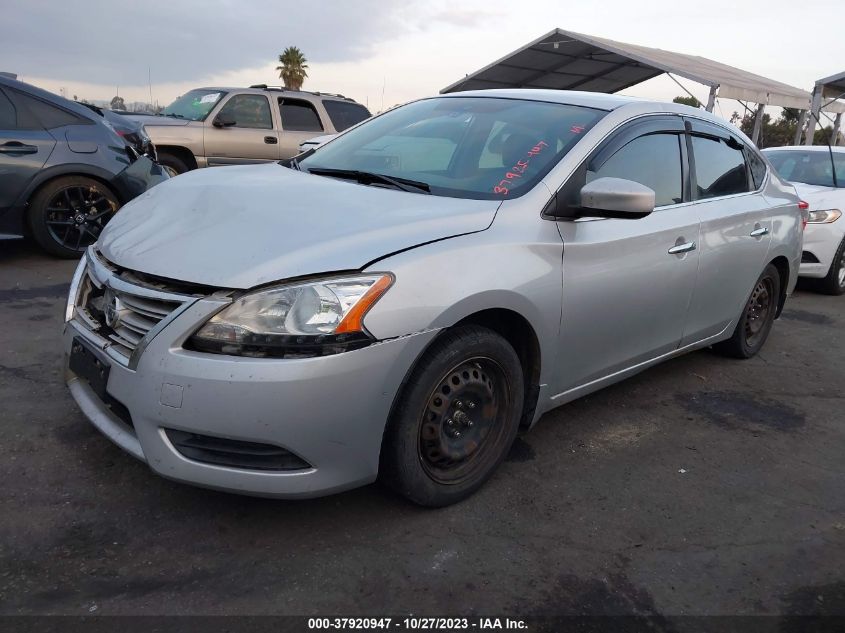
[44,185,116,252]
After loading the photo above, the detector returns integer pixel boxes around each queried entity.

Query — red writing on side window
[493,141,548,196]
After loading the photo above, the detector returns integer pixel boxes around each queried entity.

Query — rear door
[203,93,279,165]
[277,97,328,158]
[679,119,772,345]
[0,87,56,214]
[554,116,701,392]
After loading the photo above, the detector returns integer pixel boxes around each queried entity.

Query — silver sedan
[64,90,803,506]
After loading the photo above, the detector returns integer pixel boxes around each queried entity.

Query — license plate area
[69,337,110,401]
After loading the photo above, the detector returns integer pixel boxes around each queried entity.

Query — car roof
[761,145,845,154]
[440,88,642,111]
[195,86,360,104]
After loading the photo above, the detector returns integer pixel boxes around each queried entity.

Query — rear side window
[589,133,683,207]
[691,135,749,199]
[0,90,16,129]
[279,99,324,132]
[322,100,370,131]
[216,94,272,129]
[8,89,89,129]
[746,148,767,189]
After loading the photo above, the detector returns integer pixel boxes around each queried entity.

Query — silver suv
[129,85,370,175]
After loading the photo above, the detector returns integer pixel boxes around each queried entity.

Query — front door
[553,119,700,394]
[203,93,279,165]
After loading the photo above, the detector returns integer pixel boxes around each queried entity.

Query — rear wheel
[713,264,781,359]
[27,176,120,258]
[381,325,524,507]
[817,238,845,296]
[157,150,190,176]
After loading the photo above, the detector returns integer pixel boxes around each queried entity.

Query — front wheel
[817,237,845,296]
[381,326,524,507]
[713,263,781,359]
[157,150,190,177]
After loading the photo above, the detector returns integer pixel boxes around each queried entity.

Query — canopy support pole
[705,85,717,112]
[833,113,843,146]
[794,110,808,145]
[751,104,766,145]
[805,87,823,145]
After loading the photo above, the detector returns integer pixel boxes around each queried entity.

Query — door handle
[750,227,769,238]
[668,241,697,255]
[264,136,278,144]
[0,141,38,155]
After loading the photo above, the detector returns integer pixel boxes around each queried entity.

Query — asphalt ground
[1,238,843,623]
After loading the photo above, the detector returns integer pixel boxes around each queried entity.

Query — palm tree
[276,46,309,90]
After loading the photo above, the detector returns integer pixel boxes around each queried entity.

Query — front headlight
[807,209,842,224]
[189,274,393,358]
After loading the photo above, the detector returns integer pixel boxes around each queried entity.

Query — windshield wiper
[306,168,431,194]
[279,147,316,171]
[161,112,186,119]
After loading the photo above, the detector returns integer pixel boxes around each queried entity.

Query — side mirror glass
[578,177,655,219]
[212,115,237,128]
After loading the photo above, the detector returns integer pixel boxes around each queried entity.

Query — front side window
[322,100,370,132]
[280,99,324,132]
[691,135,749,199]
[589,133,683,207]
[162,89,226,121]
[765,150,841,188]
[300,97,607,200]
[216,94,272,129]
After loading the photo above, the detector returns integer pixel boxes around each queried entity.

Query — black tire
[713,263,781,359]
[381,325,524,507]
[817,238,845,296]
[157,150,190,176]
[27,176,120,258]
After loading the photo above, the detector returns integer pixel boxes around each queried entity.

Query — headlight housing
[188,274,393,358]
[807,209,842,224]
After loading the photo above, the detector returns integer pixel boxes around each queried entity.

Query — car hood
[792,182,844,209]
[98,163,500,289]
[124,114,192,127]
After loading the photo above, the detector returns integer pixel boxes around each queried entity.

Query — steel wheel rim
[417,356,511,486]
[44,185,116,252]
[744,277,774,346]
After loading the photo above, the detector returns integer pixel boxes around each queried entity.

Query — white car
[298,133,337,153]
[763,146,845,295]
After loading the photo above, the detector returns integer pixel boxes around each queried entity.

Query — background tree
[276,46,309,90]
[110,95,125,110]
[672,95,701,108]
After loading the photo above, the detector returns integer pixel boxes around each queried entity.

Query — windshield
[765,150,844,188]
[299,97,606,200]
[162,89,226,121]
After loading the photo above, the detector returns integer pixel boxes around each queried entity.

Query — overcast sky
[3,0,843,121]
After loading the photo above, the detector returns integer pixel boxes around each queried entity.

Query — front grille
[73,252,193,364]
[164,429,312,471]
[801,251,820,264]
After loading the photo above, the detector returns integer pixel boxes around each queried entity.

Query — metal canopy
[441,29,815,111]
[816,70,845,99]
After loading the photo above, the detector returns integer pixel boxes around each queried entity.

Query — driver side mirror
[548,177,655,219]
[212,114,237,128]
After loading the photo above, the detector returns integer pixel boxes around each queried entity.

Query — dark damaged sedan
[0,75,168,257]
